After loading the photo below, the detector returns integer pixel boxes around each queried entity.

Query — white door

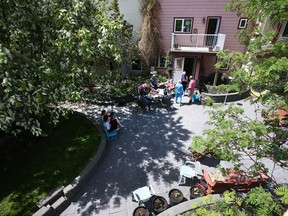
[173,57,184,82]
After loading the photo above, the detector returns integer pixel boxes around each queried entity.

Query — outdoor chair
[103,125,118,142]
[178,161,202,185]
[132,185,156,205]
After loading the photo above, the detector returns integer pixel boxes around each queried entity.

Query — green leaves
[190,105,277,171]
[0,0,134,136]
[275,185,288,205]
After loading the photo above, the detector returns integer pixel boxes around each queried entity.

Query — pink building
[156,0,248,84]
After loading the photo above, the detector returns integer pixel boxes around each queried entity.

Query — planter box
[201,90,250,103]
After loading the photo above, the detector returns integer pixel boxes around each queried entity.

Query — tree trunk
[213,70,219,86]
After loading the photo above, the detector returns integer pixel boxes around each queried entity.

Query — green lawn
[0,114,101,216]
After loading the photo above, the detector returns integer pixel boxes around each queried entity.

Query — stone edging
[202,90,250,103]
[33,113,107,216]
[158,194,223,216]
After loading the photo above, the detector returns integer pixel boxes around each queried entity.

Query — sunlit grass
[0,114,101,216]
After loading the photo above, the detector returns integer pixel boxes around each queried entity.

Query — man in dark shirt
[150,71,158,89]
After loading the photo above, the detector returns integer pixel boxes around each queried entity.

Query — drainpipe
[171,33,174,50]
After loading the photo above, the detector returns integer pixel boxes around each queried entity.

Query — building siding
[157,0,247,80]
[159,0,247,53]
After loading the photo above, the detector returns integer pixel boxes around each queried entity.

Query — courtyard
[60,96,288,216]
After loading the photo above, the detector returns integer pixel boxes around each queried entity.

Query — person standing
[188,76,196,104]
[175,80,184,106]
[181,71,188,94]
[150,71,158,89]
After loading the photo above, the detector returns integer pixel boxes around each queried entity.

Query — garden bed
[201,90,250,103]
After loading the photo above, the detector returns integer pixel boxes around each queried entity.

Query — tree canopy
[190,1,288,213]
[0,0,134,136]
[193,0,288,175]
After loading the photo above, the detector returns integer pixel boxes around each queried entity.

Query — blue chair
[103,125,118,142]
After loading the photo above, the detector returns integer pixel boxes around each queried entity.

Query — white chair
[178,161,202,185]
[132,185,156,205]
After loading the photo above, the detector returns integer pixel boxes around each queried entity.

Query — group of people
[101,110,123,132]
[137,71,173,109]
[137,70,197,108]
[175,71,196,105]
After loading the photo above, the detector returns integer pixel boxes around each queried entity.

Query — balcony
[171,33,226,53]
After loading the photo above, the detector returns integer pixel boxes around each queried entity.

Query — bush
[201,96,213,106]
[208,84,240,94]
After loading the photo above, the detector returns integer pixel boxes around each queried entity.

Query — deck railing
[171,33,226,52]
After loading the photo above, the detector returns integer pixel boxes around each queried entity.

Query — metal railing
[171,33,226,51]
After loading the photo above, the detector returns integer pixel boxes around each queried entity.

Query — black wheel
[190,185,205,199]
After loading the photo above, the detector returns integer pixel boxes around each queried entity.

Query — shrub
[208,84,240,94]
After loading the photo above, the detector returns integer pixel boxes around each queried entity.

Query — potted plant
[152,196,168,213]
[133,206,149,216]
[190,185,205,199]
[208,46,213,52]
[168,188,184,206]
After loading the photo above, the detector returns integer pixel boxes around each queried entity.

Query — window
[156,55,166,68]
[279,21,288,39]
[174,18,193,33]
[238,18,248,29]
[132,59,142,71]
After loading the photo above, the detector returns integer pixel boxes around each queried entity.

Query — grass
[0,114,101,216]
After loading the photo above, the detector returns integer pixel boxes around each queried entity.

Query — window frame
[238,18,248,29]
[279,20,288,39]
[156,55,166,68]
[173,18,193,33]
[132,59,143,71]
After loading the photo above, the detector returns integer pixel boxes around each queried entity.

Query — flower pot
[133,206,149,216]
[168,188,184,206]
[190,185,205,199]
[152,196,168,214]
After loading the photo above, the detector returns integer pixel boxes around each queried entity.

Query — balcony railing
[171,33,226,52]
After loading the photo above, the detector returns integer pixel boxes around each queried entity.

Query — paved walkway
[60,97,288,216]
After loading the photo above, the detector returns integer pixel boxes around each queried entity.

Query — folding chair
[132,185,156,205]
[178,161,202,185]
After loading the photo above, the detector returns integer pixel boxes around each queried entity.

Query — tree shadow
[62,102,205,215]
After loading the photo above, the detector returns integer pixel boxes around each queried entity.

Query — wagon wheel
[190,185,205,199]
[191,151,204,161]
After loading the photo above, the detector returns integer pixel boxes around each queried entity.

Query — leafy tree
[0,0,134,136]
[138,0,162,70]
[192,0,288,174]
[190,1,287,213]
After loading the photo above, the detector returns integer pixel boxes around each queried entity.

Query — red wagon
[190,168,269,198]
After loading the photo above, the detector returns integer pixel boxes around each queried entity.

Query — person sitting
[101,110,123,127]
[103,114,118,132]
[138,83,151,95]
[166,79,175,94]
[138,92,151,110]
[160,91,171,106]
[109,112,124,127]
